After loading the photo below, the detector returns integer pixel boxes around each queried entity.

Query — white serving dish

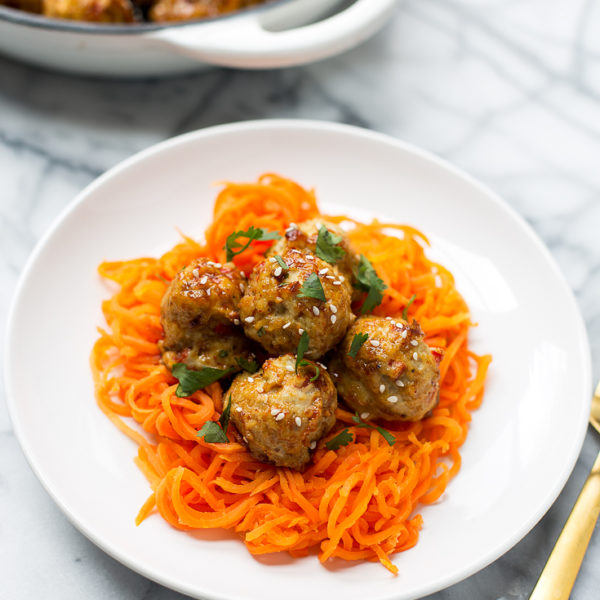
[0,0,396,77]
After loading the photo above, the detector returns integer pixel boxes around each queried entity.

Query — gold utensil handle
[530,449,600,600]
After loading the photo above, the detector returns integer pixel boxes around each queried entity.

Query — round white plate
[5,120,591,600]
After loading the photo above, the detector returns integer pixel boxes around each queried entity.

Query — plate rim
[4,119,592,600]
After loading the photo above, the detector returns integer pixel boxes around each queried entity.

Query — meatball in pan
[229,354,337,470]
[239,248,354,360]
[329,316,442,421]
[159,257,253,372]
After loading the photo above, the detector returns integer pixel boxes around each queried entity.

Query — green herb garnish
[295,331,309,373]
[351,412,396,446]
[402,294,416,320]
[236,357,259,374]
[257,326,266,337]
[325,428,354,451]
[298,273,326,301]
[274,255,289,271]
[348,332,369,358]
[298,360,320,382]
[355,255,387,314]
[197,395,232,443]
[224,226,281,262]
[172,363,231,398]
[218,350,229,358]
[315,226,346,264]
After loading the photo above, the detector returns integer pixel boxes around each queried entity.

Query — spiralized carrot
[91,173,491,575]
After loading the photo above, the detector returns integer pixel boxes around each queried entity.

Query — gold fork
[529,380,600,599]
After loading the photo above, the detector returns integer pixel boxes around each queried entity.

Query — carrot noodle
[91,173,491,575]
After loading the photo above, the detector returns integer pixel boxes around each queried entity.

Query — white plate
[5,120,591,600]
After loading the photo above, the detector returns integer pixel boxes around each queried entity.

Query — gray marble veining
[1,0,600,598]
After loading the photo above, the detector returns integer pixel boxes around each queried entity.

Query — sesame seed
[306,255,315,261]
[386,316,392,320]
[268,257,276,262]
[276,296,283,301]
[330,315,337,324]
[199,275,208,284]
[214,263,222,268]
[326,275,335,280]
[271,408,281,416]
[234,319,240,325]
[410,340,418,346]
[286,365,294,372]
[339,275,345,282]
[245,316,255,323]
[401,330,408,338]
[309,441,317,449]
[370,340,380,347]
[206,288,211,296]
[312,306,320,316]
[379,384,385,393]
[282,322,291,329]
[236,407,243,412]
[361,412,370,420]
[193,269,200,277]
[330,304,338,313]
[333,372,339,378]
[247,377,254,383]
[413,352,419,360]
[274,267,283,277]
[333,281,342,286]
[206,261,215,267]
[239,283,245,292]
[289,222,298,229]
[396,380,405,387]
[295,417,302,427]
[276,412,285,421]
[319,268,329,275]
[318,363,328,370]
[388,396,398,404]
[298,328,304,334]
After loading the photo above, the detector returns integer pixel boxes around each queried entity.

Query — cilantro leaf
[274,255,289,271]
[316,226,346,264]
[257,326,265,337]
[236,356,259,374]
[325,428,354,451]
[197,395,232,443]
[298,359,320,382]
[355,255,387,314]
[298,273,326,301]
[348,332,369,358]
[295,331,309,373]
[351,412,396,446]
[310,365,320,382]
[402,294,417,321]
[172,363,231,398]
[224,226,281,262]
[197,421,228,443]
[219,395,232,433]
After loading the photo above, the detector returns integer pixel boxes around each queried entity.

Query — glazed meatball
[229,354,337,469]
[329,316,442,421]
[239,248,354,360]
[268,219,359,293]
[149,0,261,21]
[159,257,253,372]
[42,0,136,21]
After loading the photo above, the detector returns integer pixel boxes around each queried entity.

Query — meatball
[329,316,442,421]
[0,0,42,14]
[239,248,354,360]
[159,257,253,372]
[42,0,137,21]
[268,219,359,293]
[149,0,261,22]
[229,354,337,469]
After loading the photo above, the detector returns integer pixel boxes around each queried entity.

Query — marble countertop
[1,0,600,598]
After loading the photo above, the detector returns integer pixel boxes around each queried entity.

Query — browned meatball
[159,257,253,372]
[0,0,42,14]
[268,219,359,294]
[329,316,442,421]
[42,0,136,21]
[149,0,261,22]
[229,354,337,469]
[239,248,354,360]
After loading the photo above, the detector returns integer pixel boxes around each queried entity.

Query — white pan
[0,0,397,77]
